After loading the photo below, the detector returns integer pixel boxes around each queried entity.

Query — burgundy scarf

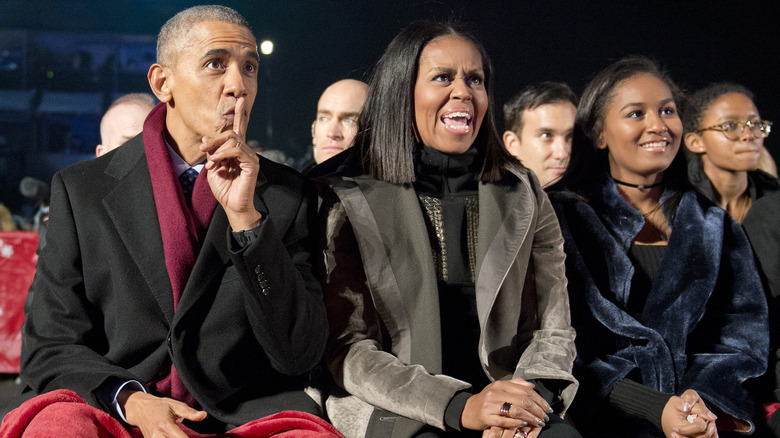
[142,103,218,406]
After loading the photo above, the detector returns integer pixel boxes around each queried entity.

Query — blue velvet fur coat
[549,178,769,433]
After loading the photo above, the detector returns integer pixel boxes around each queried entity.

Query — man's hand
[120,390,207,438]
[200,97,263,231]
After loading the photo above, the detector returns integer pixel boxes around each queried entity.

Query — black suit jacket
[18,134,327,427]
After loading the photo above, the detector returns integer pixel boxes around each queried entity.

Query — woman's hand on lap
[462,378,551,431]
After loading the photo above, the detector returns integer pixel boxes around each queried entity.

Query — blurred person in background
[502,82,577,187]
[95,93,156,157]
[0,203,14,230]
[310,79,368,166]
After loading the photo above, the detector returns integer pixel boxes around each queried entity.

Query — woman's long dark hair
[552,56,690,208]
[353,21,515,184]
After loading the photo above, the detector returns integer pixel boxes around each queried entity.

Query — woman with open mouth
[547,57,769,437]
[313,21,580,438]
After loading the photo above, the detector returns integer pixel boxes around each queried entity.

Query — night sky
[1,0,778,207]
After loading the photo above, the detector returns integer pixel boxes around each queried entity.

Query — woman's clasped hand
[661,390,717,438]
[461,379,551,437]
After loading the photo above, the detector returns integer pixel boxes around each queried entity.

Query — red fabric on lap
[0,390,345,438]
[222,411,345,437]
[0,389,131,438]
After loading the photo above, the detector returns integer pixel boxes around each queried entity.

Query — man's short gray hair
[157,5,254,67]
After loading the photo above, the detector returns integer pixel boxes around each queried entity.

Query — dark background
[1,0,778,218]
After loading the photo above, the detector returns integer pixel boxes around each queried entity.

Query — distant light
[260,40,274,55]
[46,71,54,79]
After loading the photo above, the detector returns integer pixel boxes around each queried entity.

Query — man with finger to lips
[7,5,335,438]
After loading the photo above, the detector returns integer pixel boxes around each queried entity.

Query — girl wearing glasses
[683,83,780,437]
[548,58,769,437]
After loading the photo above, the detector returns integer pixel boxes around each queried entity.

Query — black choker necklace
[612,177,662,191]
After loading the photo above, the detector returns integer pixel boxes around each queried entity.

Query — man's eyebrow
[246,49,260,62]
[536,127,574,133]
[201,48,260,62]
[202,48,230,59]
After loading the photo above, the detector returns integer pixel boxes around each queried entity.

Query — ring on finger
[235,140,242,148]
[499,402,512,417]
[513,429,528,438]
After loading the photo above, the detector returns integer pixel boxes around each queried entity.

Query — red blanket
[0,390,344,438]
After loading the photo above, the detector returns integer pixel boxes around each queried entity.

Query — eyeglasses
[697,120,772,141]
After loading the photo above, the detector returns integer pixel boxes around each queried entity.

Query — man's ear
[95,144,105,157]
[684,132,705,154]
[148,64,172,103]
[502,130,521,157]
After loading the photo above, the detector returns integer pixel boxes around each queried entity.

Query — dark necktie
[178,167,198,201]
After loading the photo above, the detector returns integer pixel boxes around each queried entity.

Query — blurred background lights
[260,40,273,55]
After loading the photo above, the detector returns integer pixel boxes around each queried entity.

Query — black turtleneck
[413,146,561,433]
[412,144,480,195]
[412,145,487,392]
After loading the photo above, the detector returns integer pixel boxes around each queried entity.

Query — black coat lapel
[174,206,230,319]
[102,140,174,322]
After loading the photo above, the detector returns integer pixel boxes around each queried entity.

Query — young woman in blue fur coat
[547,57,769,437]
[682,83,780,436]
